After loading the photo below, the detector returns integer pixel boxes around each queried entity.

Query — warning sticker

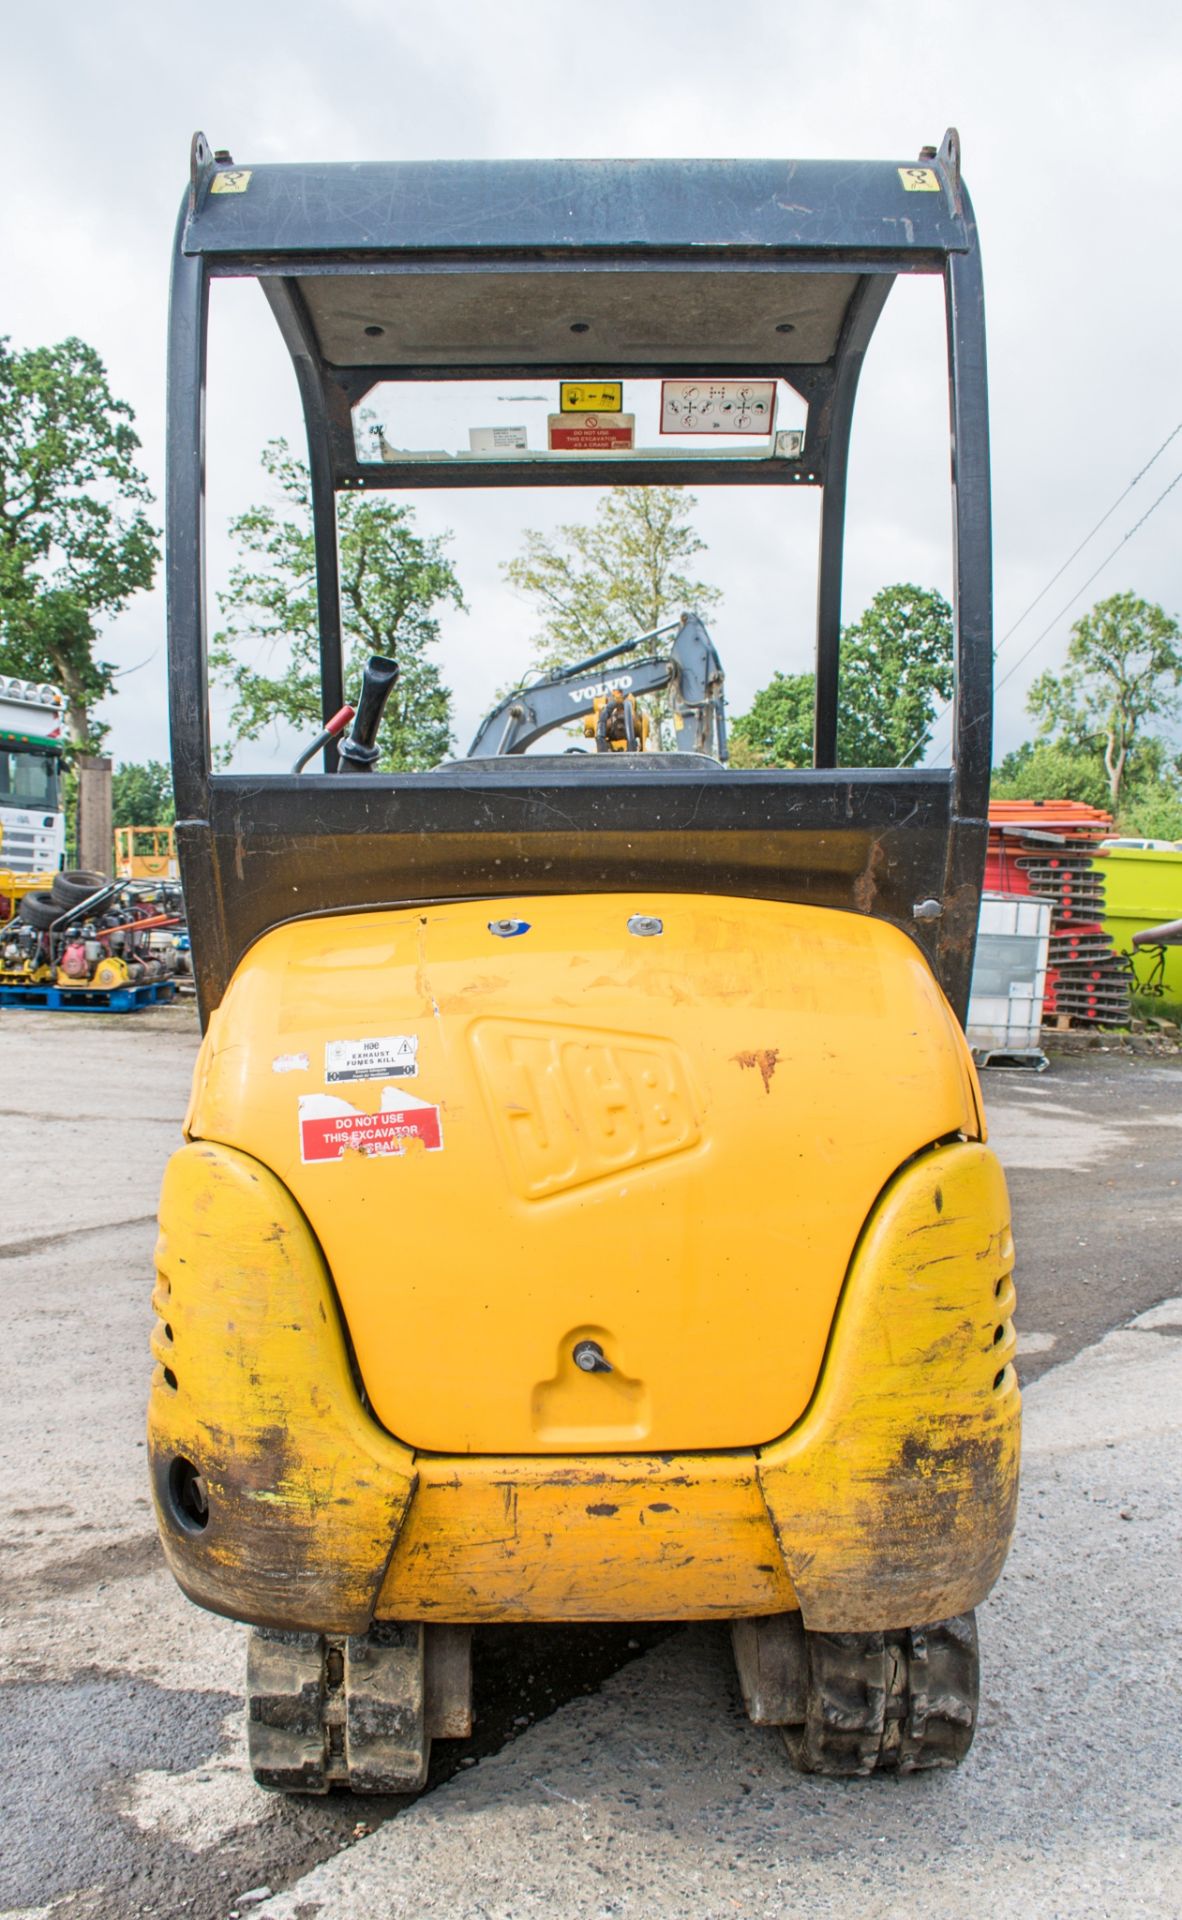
[660,381,775,435]
[559,382,623,413]
[548,413,635,453]
[326,1035,418,1084]
[898,166,941,193]
[299,1090,443,1162]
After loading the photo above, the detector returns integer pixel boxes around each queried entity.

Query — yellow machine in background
[115,825,178,881]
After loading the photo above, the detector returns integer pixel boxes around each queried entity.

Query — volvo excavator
[467,614,726,760]
[150,133,1018,1794]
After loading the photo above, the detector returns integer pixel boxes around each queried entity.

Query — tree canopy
[729,583,954,768]
[112,759,175,828]
[728,670,814,768]
[1024,592,1182,811]
[211,441,463,770]
[504,487,722,671]
[0,336,159,749]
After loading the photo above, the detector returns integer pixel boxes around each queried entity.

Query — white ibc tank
[967,892,1051,1059]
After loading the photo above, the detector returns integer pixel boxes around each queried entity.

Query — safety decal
[559,382,623,413]
[325,1034,418,1084]
[272,1051,309,1074]
[210,169,252,194]
[660,381,775,435]
[898,166,940,192]
[299,1089,443,1162]
[547,414,635,452]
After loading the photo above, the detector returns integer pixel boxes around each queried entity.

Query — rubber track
[783,1613,978,1775]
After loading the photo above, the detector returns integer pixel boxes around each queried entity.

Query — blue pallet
[0,979,178,1013]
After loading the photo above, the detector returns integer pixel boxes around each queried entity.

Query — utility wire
[994,463,1182,694]
[993,420,1181,661]
[909,430,1182,765]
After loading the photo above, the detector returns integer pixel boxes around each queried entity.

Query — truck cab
[0,678,65,873]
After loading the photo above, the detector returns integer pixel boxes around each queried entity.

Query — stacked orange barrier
[985,800,1131,1025]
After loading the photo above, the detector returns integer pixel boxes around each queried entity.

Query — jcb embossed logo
[470,1020,701,1200]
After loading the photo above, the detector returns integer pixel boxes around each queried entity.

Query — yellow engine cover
[185,893,982,1456]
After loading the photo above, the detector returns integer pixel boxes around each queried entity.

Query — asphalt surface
[1,1003,1179,1920]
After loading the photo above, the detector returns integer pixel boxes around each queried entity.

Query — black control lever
[337,655,398,771]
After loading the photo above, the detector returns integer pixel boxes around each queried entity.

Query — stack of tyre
[17,870,109,931]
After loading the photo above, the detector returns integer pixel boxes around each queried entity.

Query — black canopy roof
[183,152,970,264]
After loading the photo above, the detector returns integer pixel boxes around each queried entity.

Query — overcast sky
[3,0,1180,771]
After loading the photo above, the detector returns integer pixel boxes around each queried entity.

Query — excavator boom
[466,614,727,759]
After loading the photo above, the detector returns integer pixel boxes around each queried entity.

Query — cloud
[1,0,1179,767]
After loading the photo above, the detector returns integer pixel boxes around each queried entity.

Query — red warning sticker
[547,413,635,452]
[298,1091,443,1162]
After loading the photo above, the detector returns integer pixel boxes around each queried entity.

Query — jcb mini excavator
[151,132,1019,1791]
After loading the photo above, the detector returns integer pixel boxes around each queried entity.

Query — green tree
[729,584,954,767]
[837,584,954,765]
[0,336,158,749]
[1117,781,1182,841]
[1026,592,1182,811]
[991,740,1112,810]
[728,671,814,767]
[504,487,722,670]
[212,441,463,770]
[112,759,175,828]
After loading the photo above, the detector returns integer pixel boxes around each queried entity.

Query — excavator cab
[151,132,1018,1792]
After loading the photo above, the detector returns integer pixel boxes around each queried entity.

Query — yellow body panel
[149,1142,417,1633]
[185,893,982,1455]
[148,1135,1018,1632]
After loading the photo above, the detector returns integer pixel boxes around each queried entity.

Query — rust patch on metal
[585,1502,620,1517]
[852,838,887,914]
[731,1048,781,1093]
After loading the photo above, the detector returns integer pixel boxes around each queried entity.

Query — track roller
[247,1622,472,1794]
[731,1609,978,1775]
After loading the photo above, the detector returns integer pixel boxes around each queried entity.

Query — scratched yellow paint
[149,1141,417,1634]
[183,893,983,1456]
[149,1134,1018,1631]
[758,1141,1020,1631]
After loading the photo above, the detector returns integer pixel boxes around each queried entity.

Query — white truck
[0,678,67,872]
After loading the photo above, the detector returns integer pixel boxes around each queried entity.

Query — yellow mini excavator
[150,131,1018,1791]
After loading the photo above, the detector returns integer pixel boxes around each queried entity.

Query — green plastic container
[1095,846,1182,1004]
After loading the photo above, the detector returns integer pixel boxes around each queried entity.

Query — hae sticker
[326,1034,418,1084]
[210,169,252,195]
[898,166,940,192]
[299,1090,443,1162]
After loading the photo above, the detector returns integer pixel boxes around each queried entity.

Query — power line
[993,420,1181,660]
[913,437,1182,764]
[994,462,1182,694]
